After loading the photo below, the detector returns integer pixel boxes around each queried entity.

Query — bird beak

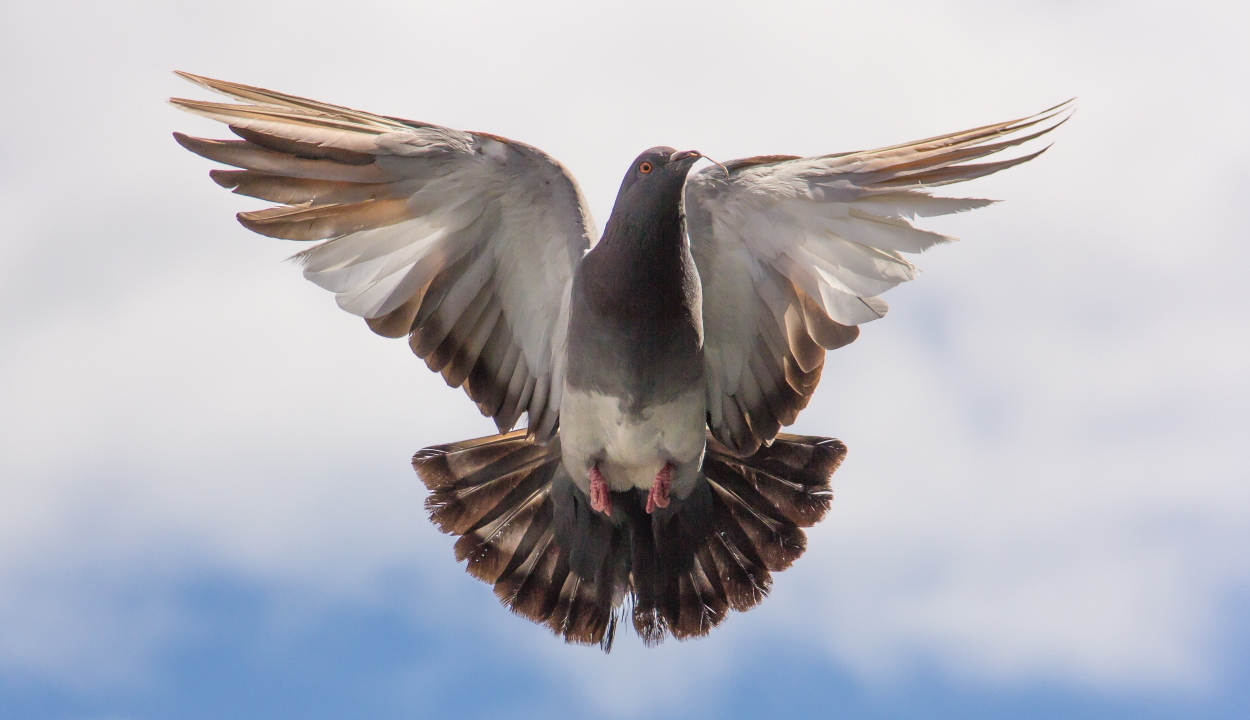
[669,150,702,164]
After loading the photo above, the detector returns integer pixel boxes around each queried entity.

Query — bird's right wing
[171,73,597,439]
[686,102,1071,454]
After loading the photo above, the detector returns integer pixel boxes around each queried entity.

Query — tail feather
[711,434,843,527]
[452,462,554,584]
[707,524,771,612]
[704,460,806,572]
[412,429,847,651]
[708,485,775,605]
[420,430,552,535]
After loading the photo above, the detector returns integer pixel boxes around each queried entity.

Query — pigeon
[170,72,1068,650]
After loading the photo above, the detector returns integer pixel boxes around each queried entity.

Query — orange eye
[639,161,653,174]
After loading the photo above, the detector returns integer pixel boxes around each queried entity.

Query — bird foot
[646,463,673,514]
[589,463,612,515]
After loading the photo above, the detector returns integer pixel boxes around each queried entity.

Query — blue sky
[3,572,1249,719]
[2,1,1248,718]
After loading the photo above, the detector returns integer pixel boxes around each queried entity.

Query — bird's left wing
[171,73,597,440]
[686,102,1070,455]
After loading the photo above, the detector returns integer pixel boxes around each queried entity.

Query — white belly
[559,385,707,492]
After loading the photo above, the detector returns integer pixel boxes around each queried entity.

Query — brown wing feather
[174,74,589,439]
[694,101,1069,456]
[173,133,391,183]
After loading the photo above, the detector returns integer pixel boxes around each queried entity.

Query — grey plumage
[170,72,1067,649]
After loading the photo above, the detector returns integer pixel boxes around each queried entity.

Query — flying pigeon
[170,72,1068,651]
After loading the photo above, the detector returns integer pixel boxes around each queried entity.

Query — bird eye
[639,161,653,174]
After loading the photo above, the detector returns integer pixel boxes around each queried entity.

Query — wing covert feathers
[413,430,846,650]
[172,72,595,440]
[689,100,1069,455]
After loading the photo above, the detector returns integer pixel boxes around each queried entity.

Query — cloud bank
[0,0,1247,714]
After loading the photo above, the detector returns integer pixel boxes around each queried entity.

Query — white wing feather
[171,73,595,439]
[687,102,1071,453]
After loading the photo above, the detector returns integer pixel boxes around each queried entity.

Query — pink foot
[589,463,612,515]
[646,463,673,514]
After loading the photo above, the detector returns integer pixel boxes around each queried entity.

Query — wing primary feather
[174,74,589,443]
[209,169,395,206]
[173,133,391,183]
[236,198,412,241]
[871,146,1052,189]
[229,126,376,165]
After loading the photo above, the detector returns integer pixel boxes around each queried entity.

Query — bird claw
[646,463,673,514]
[589,463,612,515]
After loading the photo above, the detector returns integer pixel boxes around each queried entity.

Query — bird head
[608,146,703,221]
[618,146,702,192]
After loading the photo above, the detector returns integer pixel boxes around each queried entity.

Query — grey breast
[565,247,705,414]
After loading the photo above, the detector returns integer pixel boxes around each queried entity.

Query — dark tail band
[413,430,846,651]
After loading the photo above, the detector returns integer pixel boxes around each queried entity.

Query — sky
[1,0,1248,718]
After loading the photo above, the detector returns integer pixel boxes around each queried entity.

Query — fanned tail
[632,433,846,641]
[412,430,846,650]
[414,430,624,650]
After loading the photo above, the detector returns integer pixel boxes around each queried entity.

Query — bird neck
[587,201,692,312]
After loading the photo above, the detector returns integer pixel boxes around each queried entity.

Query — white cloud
[0,0,1247,706]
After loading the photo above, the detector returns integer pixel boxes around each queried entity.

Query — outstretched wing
[171,73,596,440]
[686,102,1071,455]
